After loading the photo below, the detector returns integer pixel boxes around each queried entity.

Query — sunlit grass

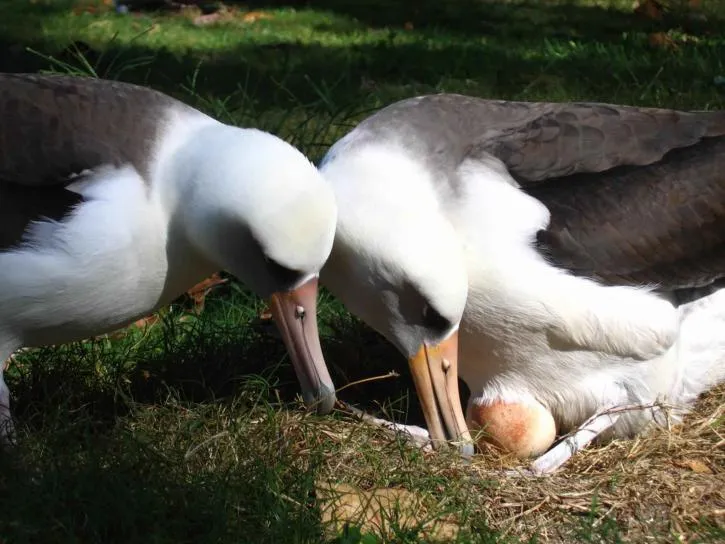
[3,0,724,118]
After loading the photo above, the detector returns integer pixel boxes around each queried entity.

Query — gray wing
[529,135,725,290]
[466,99,725,184]
[467,99,725,289]
[353,94,725,290]
[0,73,196,186]
[0,73,199,250]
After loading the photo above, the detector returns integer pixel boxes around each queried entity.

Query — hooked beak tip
[459,441,475,459]
[302,384,336,415]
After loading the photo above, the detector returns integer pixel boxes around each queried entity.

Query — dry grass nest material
[465,384,725,542]
[285,386,725,542]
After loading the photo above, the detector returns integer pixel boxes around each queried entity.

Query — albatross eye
[421,303,451,333]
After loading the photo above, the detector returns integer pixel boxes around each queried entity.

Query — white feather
[321,140,725,452]
[0,107,338,441]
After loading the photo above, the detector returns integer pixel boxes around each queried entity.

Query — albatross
[0,73,338,442]
[319,93,725,468]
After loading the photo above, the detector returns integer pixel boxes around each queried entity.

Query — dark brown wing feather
[350,94,725,291]
[469,101,725,184]
[0,73,197,186]
[0,73,201,251]
[0,183,83,250]
[530,136,725,289]
[491,102,725,290]
[493,102,725,290]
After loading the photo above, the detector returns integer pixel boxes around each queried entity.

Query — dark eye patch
[421,304,451,333]
[264,255,305,291]
[246,232,306,292]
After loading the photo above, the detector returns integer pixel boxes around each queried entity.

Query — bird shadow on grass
[1,285,460,543]
[1,353,330,544]
[0,432,325,544]
[5,282,442,439]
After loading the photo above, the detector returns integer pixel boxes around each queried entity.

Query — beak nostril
[442,358,451,372]
[295,305,306,319]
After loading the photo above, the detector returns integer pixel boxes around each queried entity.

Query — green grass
[1,1,725,542]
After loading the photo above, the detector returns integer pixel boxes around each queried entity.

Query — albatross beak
[408,330,474,457]
[269,276,336,415]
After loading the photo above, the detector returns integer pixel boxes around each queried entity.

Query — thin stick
[184,431,230,460]
[334,371,400,394]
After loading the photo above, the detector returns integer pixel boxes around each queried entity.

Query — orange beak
[408,330,474,456]
[269,276,336,414]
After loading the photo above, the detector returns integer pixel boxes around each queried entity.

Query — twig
[334,371,400,394]
[499,497,550,537]
[184,431,229,460]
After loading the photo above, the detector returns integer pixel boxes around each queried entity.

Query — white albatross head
[318,142,473,454]
[167,123,338,414]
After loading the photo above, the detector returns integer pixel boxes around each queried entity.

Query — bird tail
[668,288,725,407]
